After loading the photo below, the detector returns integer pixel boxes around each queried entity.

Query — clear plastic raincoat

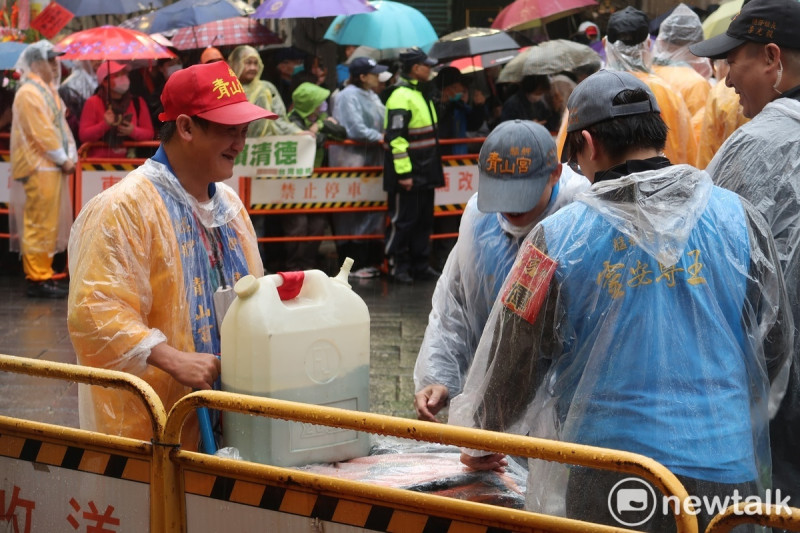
[605,39,698,165]
[9,40,77,280]
[328,83,386,249]
[329,83,385,168]
[449,164,792,528]
[706,97,800,503]
[228,45,301,138]
[414,166,590,398]
[68,157,263,450]
[652,3,713,80]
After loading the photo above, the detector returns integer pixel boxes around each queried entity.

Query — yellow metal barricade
[706,504,800,533]
[0,354,167,531]
[162,390,699,533]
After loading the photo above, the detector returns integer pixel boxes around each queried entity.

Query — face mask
[165,64,182,79]
[773,60,783,95]
[111,75,129,94]
[449,92,463,102]
[318,101,328,113]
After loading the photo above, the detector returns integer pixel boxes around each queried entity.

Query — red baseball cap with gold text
[159,61,276,125]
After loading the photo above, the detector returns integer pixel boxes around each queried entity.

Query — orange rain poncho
[604,38,697,165]
[652,4,712,142]
[68,159,263,449]
[695,63,749,169]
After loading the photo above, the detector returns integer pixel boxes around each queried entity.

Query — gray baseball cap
[477,120,559,214]
[561,69,660,161]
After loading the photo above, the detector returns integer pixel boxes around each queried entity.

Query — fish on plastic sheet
[295,445,526,509]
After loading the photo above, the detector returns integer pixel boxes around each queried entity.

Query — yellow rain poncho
[652,4,712,143]
[9,40,76,281]
[695,63,749,169]
[227,45,301,138]
[652,64,710,118]
[605,38,697,165]
[68,158,263,449]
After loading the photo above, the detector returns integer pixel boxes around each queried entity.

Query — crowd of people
[6,2,752,288]
[4,0,800,527]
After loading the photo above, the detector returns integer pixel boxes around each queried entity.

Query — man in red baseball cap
[67,61,276,452]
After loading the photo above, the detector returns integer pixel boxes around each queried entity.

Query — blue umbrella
[323,0,438,51]
[126,0,254,35]
[0,42,28,71]
[53,0,163,17]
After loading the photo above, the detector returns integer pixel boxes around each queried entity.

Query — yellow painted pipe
[0,353,167,532]
[165,390,698,533]
[0,354,166,438]
[175,449,638,533]
[705,504,800,533]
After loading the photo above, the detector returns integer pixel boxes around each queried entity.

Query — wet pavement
[0,269,437,429]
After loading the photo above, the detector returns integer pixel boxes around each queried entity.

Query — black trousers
[384,187,435,276]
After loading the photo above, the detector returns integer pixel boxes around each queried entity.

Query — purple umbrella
[252,0,375,19]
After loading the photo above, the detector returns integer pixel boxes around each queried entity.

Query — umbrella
[429,27,520,62]
[447,48,523,74]
[496,46,533,83]
[170,17,283,50]
[522,39,601,75]
[0,42,28,71]
[345,45,403,62]
[702,0,744,39]
[54,25,176,60]
[252,0,375,19]
[123,0,254,35]
[53,0,162,16]
[323,0,438,51]
[491,0,598,31]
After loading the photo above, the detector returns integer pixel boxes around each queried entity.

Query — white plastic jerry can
[220,258,371,467]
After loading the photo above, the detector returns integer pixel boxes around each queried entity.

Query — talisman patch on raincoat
[501,241,557,324]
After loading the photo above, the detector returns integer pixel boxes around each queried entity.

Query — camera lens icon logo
[608,477,658,527]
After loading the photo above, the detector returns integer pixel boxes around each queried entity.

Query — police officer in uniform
[383,47,445,284]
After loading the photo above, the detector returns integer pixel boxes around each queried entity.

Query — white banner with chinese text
[249,162,479,209]
[233,134,316,178]
[79,167,240,211]
[0,456,148,532]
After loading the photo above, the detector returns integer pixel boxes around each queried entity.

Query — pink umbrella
[54,25,176,60]
[491,0,597,31]
[170,17,283,50]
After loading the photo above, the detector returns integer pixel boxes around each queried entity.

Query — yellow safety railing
[705,504,800,533]
[0,354,168,531]
[162,390,699,533]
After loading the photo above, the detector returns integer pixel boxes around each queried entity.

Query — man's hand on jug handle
[147,343,221,390]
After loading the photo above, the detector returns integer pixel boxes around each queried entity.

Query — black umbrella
[429,27,521,62]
